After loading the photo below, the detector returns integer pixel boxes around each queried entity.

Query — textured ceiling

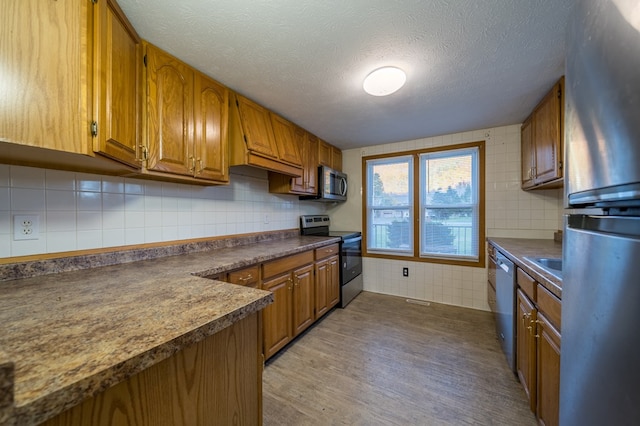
[118,0,574,150]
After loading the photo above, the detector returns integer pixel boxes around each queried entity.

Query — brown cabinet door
[327,255,340,309]
[194,74,229,182]
[306,134,319,193]
[314,259,329,319]
[291,127,308,193]
[537,312,561,426]
[533,80,563,184]
[93,0,141,168]
[262,273,292,360]
[292,264,314,336]
[521,117,535,189]
[0,0,89,154]
[270,114,302,166]
[517,289,537,413]
[235,94,279,159]
[145,44,194,176]
[318,139,332,167]
[331,146,342,171]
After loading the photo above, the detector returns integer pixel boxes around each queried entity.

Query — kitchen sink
[525,257,562,278]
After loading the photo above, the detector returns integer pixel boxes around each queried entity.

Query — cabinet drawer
[263,251,314,279]
[517,268,537,301]
[315,243,339,260]
[227,265,260,288]
[537,284,561,330]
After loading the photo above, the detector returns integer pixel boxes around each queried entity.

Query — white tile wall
[329,124,564,311]
[0,164,327,258]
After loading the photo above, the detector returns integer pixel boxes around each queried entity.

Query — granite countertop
[0,234,339,425]
[487,238,563,299]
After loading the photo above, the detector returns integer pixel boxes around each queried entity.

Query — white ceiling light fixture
[363,66,407,96]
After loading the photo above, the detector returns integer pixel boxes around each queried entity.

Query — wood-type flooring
[263,291,537,425]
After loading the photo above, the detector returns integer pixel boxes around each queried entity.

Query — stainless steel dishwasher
[495,251,516,372]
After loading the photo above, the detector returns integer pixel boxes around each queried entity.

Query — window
[363,141,485,267]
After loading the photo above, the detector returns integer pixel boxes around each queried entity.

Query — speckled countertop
[0,233,339,425]
[487,238,563,299]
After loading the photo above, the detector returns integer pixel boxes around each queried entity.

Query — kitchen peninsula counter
[487,238,563,298]
[0,232,339,425]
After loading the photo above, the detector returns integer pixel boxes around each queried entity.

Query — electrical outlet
[14,215,40,240]
[264,214,269,224]
[402,267,409,277]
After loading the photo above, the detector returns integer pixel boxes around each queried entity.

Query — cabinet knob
[238,274,253,282]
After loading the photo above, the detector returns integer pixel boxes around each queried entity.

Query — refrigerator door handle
[568,215,640,237]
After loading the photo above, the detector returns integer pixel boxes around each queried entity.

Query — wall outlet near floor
[14,215,40,240]
[264,214,269,224]
[402,267,409,277]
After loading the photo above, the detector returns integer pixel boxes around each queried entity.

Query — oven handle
[342,235,362,245]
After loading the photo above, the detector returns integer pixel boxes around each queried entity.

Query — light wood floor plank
[263,292,536,425]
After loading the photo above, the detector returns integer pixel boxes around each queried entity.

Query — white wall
[330,125,563,311]
[0,165,327,258]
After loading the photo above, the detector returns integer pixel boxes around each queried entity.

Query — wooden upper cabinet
[533,80,563,184]
[234,95,279,159]
[318,139,342,171]
[0,0,91,154]
[270,114,302,166]
[318,139,332,167]
[144,43,228,184]
[194,74,229,182]
[521,117,535,189]
[306,134,319,193]
[93,0,142,168]
[270,127,318,195]
[521,77,564,190]
[290,127,310,193]
[331,146,342,172]
[145,43,194,176]
[229,93,302,177]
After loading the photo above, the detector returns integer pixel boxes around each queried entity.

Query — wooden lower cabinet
[517,289,537,413]
[314,254,340,319]
[292,264,315,336]
[43,313,262,426]
[262,251,315,360]
[536,312,561,426]
[515,271,561,426]
[327,255,340,308]
[262,272,293,359]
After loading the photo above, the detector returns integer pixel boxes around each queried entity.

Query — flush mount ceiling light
[363,66,407,96]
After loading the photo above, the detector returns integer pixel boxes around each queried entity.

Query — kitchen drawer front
[227,265,260,288]
[263,250,314,279]
[315,243,339,260]
[537,283,561,330]
[517,267,537,301]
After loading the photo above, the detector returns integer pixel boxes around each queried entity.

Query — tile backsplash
[0,165,326,258]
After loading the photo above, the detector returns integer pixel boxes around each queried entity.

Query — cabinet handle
[189,156,196,173]
[197,158,203,174]
[532,319,541,338]
[521,313,530,327]
[238,274,253,283]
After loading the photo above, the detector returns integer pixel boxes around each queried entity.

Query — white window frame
[419,147,480,261]
[365,155,414,256]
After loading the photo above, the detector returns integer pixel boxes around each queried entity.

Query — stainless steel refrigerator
[561,0,640,424]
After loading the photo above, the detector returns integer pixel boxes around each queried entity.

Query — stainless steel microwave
[300,166,347,202]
